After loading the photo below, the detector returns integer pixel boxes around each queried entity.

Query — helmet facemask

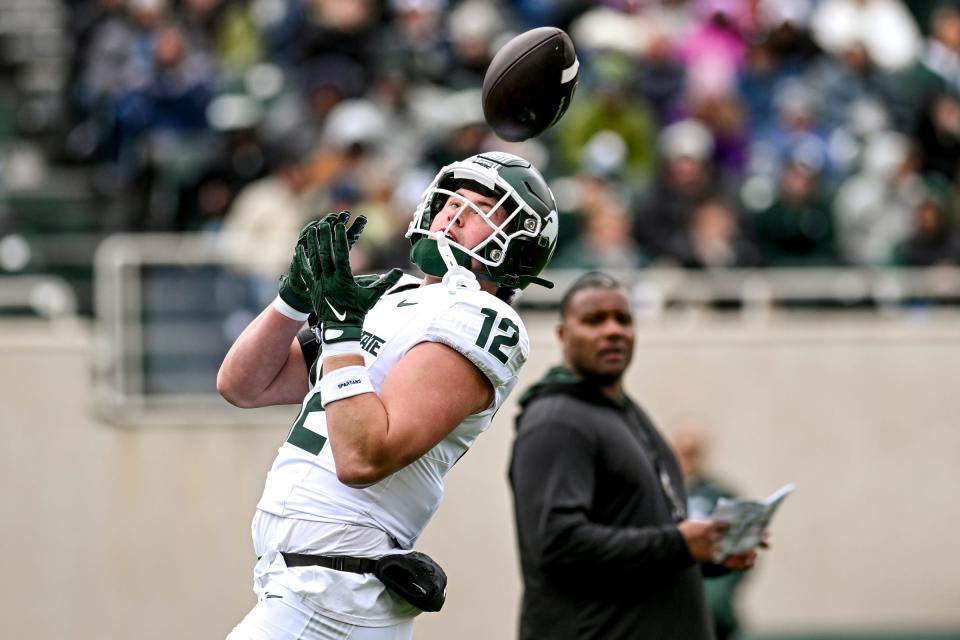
[407,163,547,287]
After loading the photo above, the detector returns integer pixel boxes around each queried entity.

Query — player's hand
[278,220,324,314]
[678,518,729,563]
[287,211,369,315]
[312,212,402,347]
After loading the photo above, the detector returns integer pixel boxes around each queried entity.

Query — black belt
[280,552,378,574]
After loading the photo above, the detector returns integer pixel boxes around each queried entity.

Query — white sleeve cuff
[272,295,311,322]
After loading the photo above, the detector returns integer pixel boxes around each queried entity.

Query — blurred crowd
[5,0,960,283]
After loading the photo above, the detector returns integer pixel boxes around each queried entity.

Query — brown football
[482,27,579,142]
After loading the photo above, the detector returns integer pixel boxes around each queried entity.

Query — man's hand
[310,213,403,347]
[720,529,770,571]
[721,549,757,571]
[678,518,729,563]
[281,212,369,315]
[278,220,323,314]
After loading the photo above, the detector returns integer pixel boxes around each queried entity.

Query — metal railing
[519,266,960,311]
[93,233,295,426]
[92,232,960,425]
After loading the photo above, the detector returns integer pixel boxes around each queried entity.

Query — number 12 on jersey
[475,307,519,364]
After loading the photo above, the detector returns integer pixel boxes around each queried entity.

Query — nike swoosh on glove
[312,213,403,347]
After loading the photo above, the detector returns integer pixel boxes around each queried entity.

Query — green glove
[279,212,368,315]
[311,214,403,351]
[277,220,323,315]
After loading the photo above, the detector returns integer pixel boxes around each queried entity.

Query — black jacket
[509,367,715,640]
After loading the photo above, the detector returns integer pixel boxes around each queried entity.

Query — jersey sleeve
[420,293,529,404]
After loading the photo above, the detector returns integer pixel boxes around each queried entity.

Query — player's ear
[556,323,564,342]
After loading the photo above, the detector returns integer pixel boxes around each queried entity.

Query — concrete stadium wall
[2,311,959,639]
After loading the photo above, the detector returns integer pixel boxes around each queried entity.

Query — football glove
[310,213,403,349]
[279,212,368,314]
[278,220,321,314]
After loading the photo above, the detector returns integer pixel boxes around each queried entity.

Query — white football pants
[226,581,414,640]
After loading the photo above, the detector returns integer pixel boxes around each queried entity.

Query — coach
[508,272,760,639]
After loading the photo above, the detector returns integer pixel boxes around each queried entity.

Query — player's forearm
[320,343,486,487]
[321,354,398,487]
[325,394,396,487]
[217,307,305,407]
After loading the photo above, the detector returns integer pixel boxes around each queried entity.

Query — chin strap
[478,270,554,291]
[523,275,555,289]
[436,234,481,291]
[433,232,461,272]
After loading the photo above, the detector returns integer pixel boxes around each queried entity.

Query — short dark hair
[559,272,624,318]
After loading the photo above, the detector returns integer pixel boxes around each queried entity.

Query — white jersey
[250,272,529,625]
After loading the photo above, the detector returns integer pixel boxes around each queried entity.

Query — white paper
[710,483,795,561]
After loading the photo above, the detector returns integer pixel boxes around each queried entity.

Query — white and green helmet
[406,152,560,291]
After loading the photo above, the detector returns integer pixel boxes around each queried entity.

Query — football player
[218,151,559,640]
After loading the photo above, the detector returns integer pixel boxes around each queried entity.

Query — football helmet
[406,152,559,291]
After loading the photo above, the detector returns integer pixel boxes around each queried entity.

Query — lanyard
[624,402,687,523]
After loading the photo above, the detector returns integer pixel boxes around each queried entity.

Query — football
[482,27,579,142]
